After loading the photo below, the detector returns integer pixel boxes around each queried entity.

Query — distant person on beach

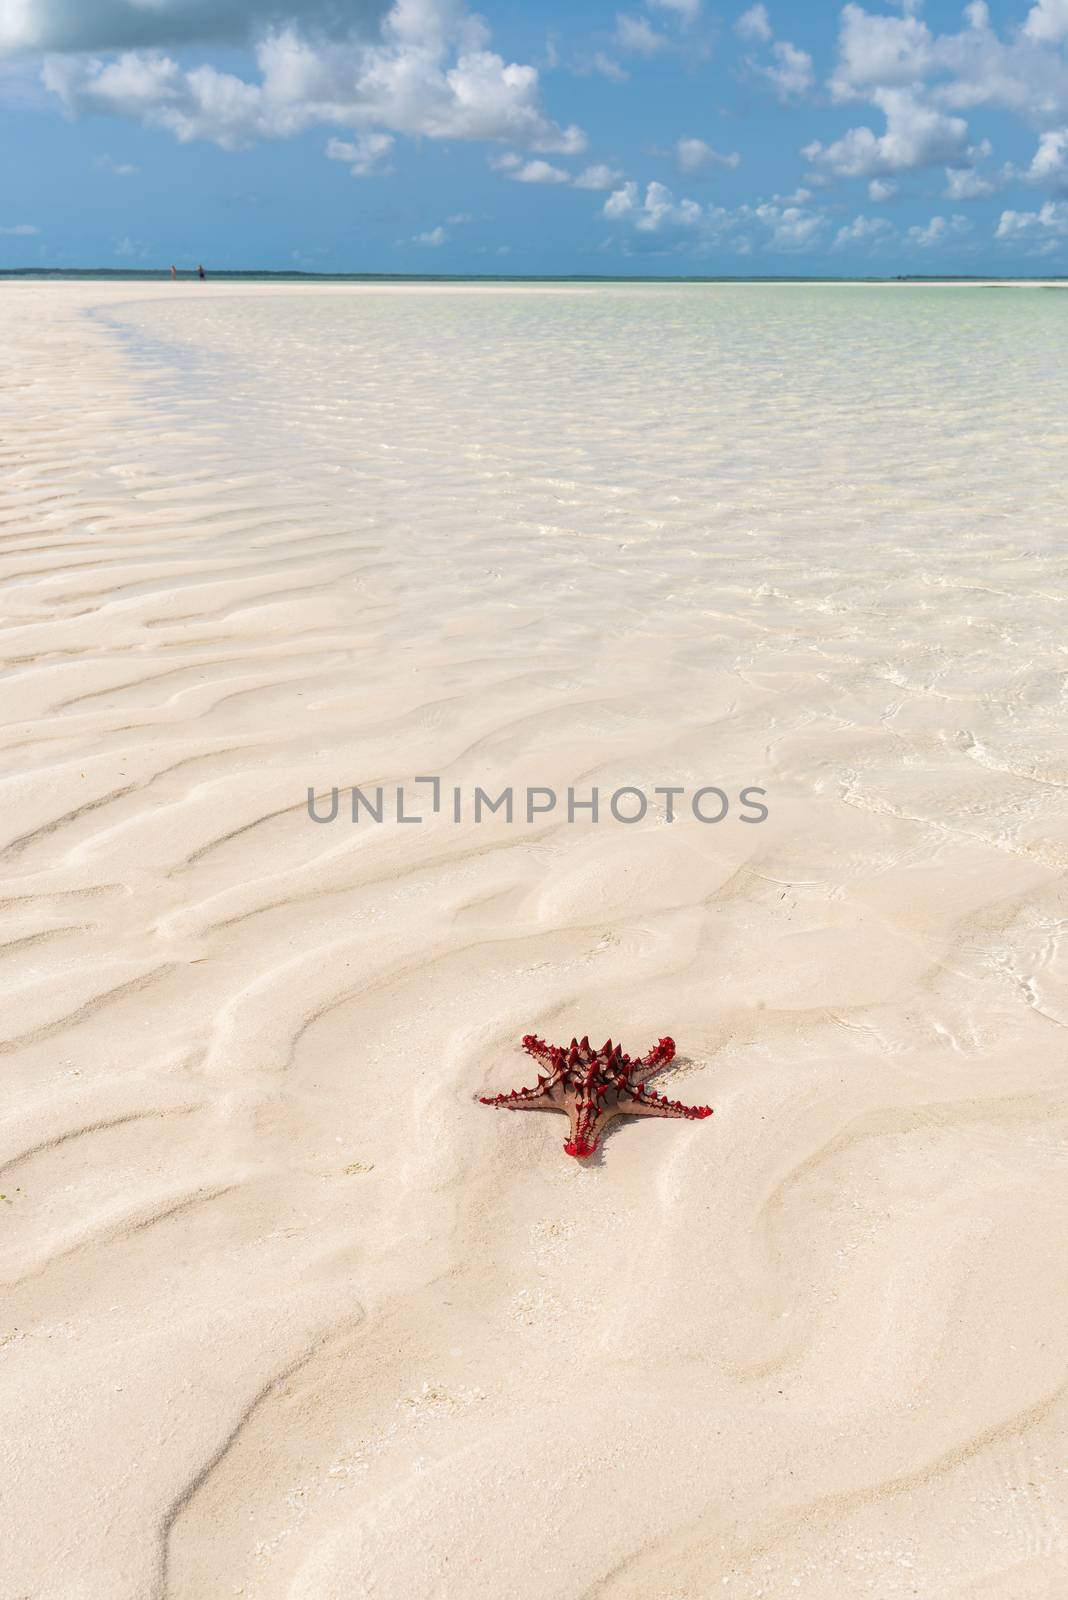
[197,264,206,281]
[170,264,177,281]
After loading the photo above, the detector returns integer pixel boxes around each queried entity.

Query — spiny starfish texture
[481,1033,712,1159]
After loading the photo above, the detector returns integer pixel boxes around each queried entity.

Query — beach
[1,279,1067,1599]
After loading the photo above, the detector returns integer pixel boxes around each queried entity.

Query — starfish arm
[480,1083,558,1112]
[563,1091,619,1159]
[630,1036,676,1083]
[620,1086,712,1122]
[521,1034,556,1066]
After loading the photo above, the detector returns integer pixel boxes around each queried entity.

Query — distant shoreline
[1,267,1067,286]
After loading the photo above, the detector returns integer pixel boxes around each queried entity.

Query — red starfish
[480,1033,713,1159]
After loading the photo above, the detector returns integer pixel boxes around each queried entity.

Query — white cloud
[748,199,825,251]
[614,14,668,55]
[737,9,813,103]
[1023,0,1068,44]
[94,153,139,176]
[38,2,586,157]
[804,89,969,177]
[492,154,621,189]
[326,131,394,176]
[0,221,39,234]
[588,51,629,81]
[996,199,1068,236]
[115,234,150,256]
[735,4,771,43]
[826,1,1068,131]
[829,3,933,101]
[907,213,971,247]
[602,179,704,231]
[573,162,624,189]
[507,157,571,183]
[676,136,740,173]
[570,50,629,81]
[942,165,993,198]
[603,180,638,219]
[410,224,446,246]
[758,40,814,100]
[601,180,827,255]
[1022,127,1068,191]
[648,0,701,22]
[0,0,390,54]
[833,213,893,247]
[21,0,1068,251]
[638,179,704,230]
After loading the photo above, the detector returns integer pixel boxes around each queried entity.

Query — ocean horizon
[3,266,1068,284]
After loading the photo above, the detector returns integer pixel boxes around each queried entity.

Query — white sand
[1,280,1067,1600]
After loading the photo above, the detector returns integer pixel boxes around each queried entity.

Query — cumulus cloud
[805,0,1068,209]
[804,89,969,177]
[594,52,628,81]
[37,1,586,157]
[734,4,771,43]
[491,153,622,190]
[614,13,669,55]
[20,0,1068,266]
[93,152,139,175]
[758,40,814,100]
[996,198,1068,236]
[833,213,892,247]
[602,179,827,255]
[804,0,1068,236]
[326,130,394,175]
[1022,126,1068,190]
[573,162,624,189]
[506,157,571,183]
[1024,0,1068,44]
[676,136,740,173]
[603,180,638,219]
[736,8,812,102]
[942,165,994,198]
[827,1,1068,128]
[648,0,701,22]
[746,199,824,251]
[569,50,629,82]
[410,224,446,245]
[0,221,40,234]
[603,179,702,230]
[907,213,971,247]
[0,0,390,55]
[829,2,933,101]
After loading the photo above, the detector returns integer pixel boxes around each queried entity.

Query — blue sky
[3,0,1068,273]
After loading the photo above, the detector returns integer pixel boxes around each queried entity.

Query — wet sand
[1,280,1066,1600]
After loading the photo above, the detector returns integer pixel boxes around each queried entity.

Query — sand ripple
[1,282,1067,1599]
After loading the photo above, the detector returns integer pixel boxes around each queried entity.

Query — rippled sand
[2,281,1067,1600]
